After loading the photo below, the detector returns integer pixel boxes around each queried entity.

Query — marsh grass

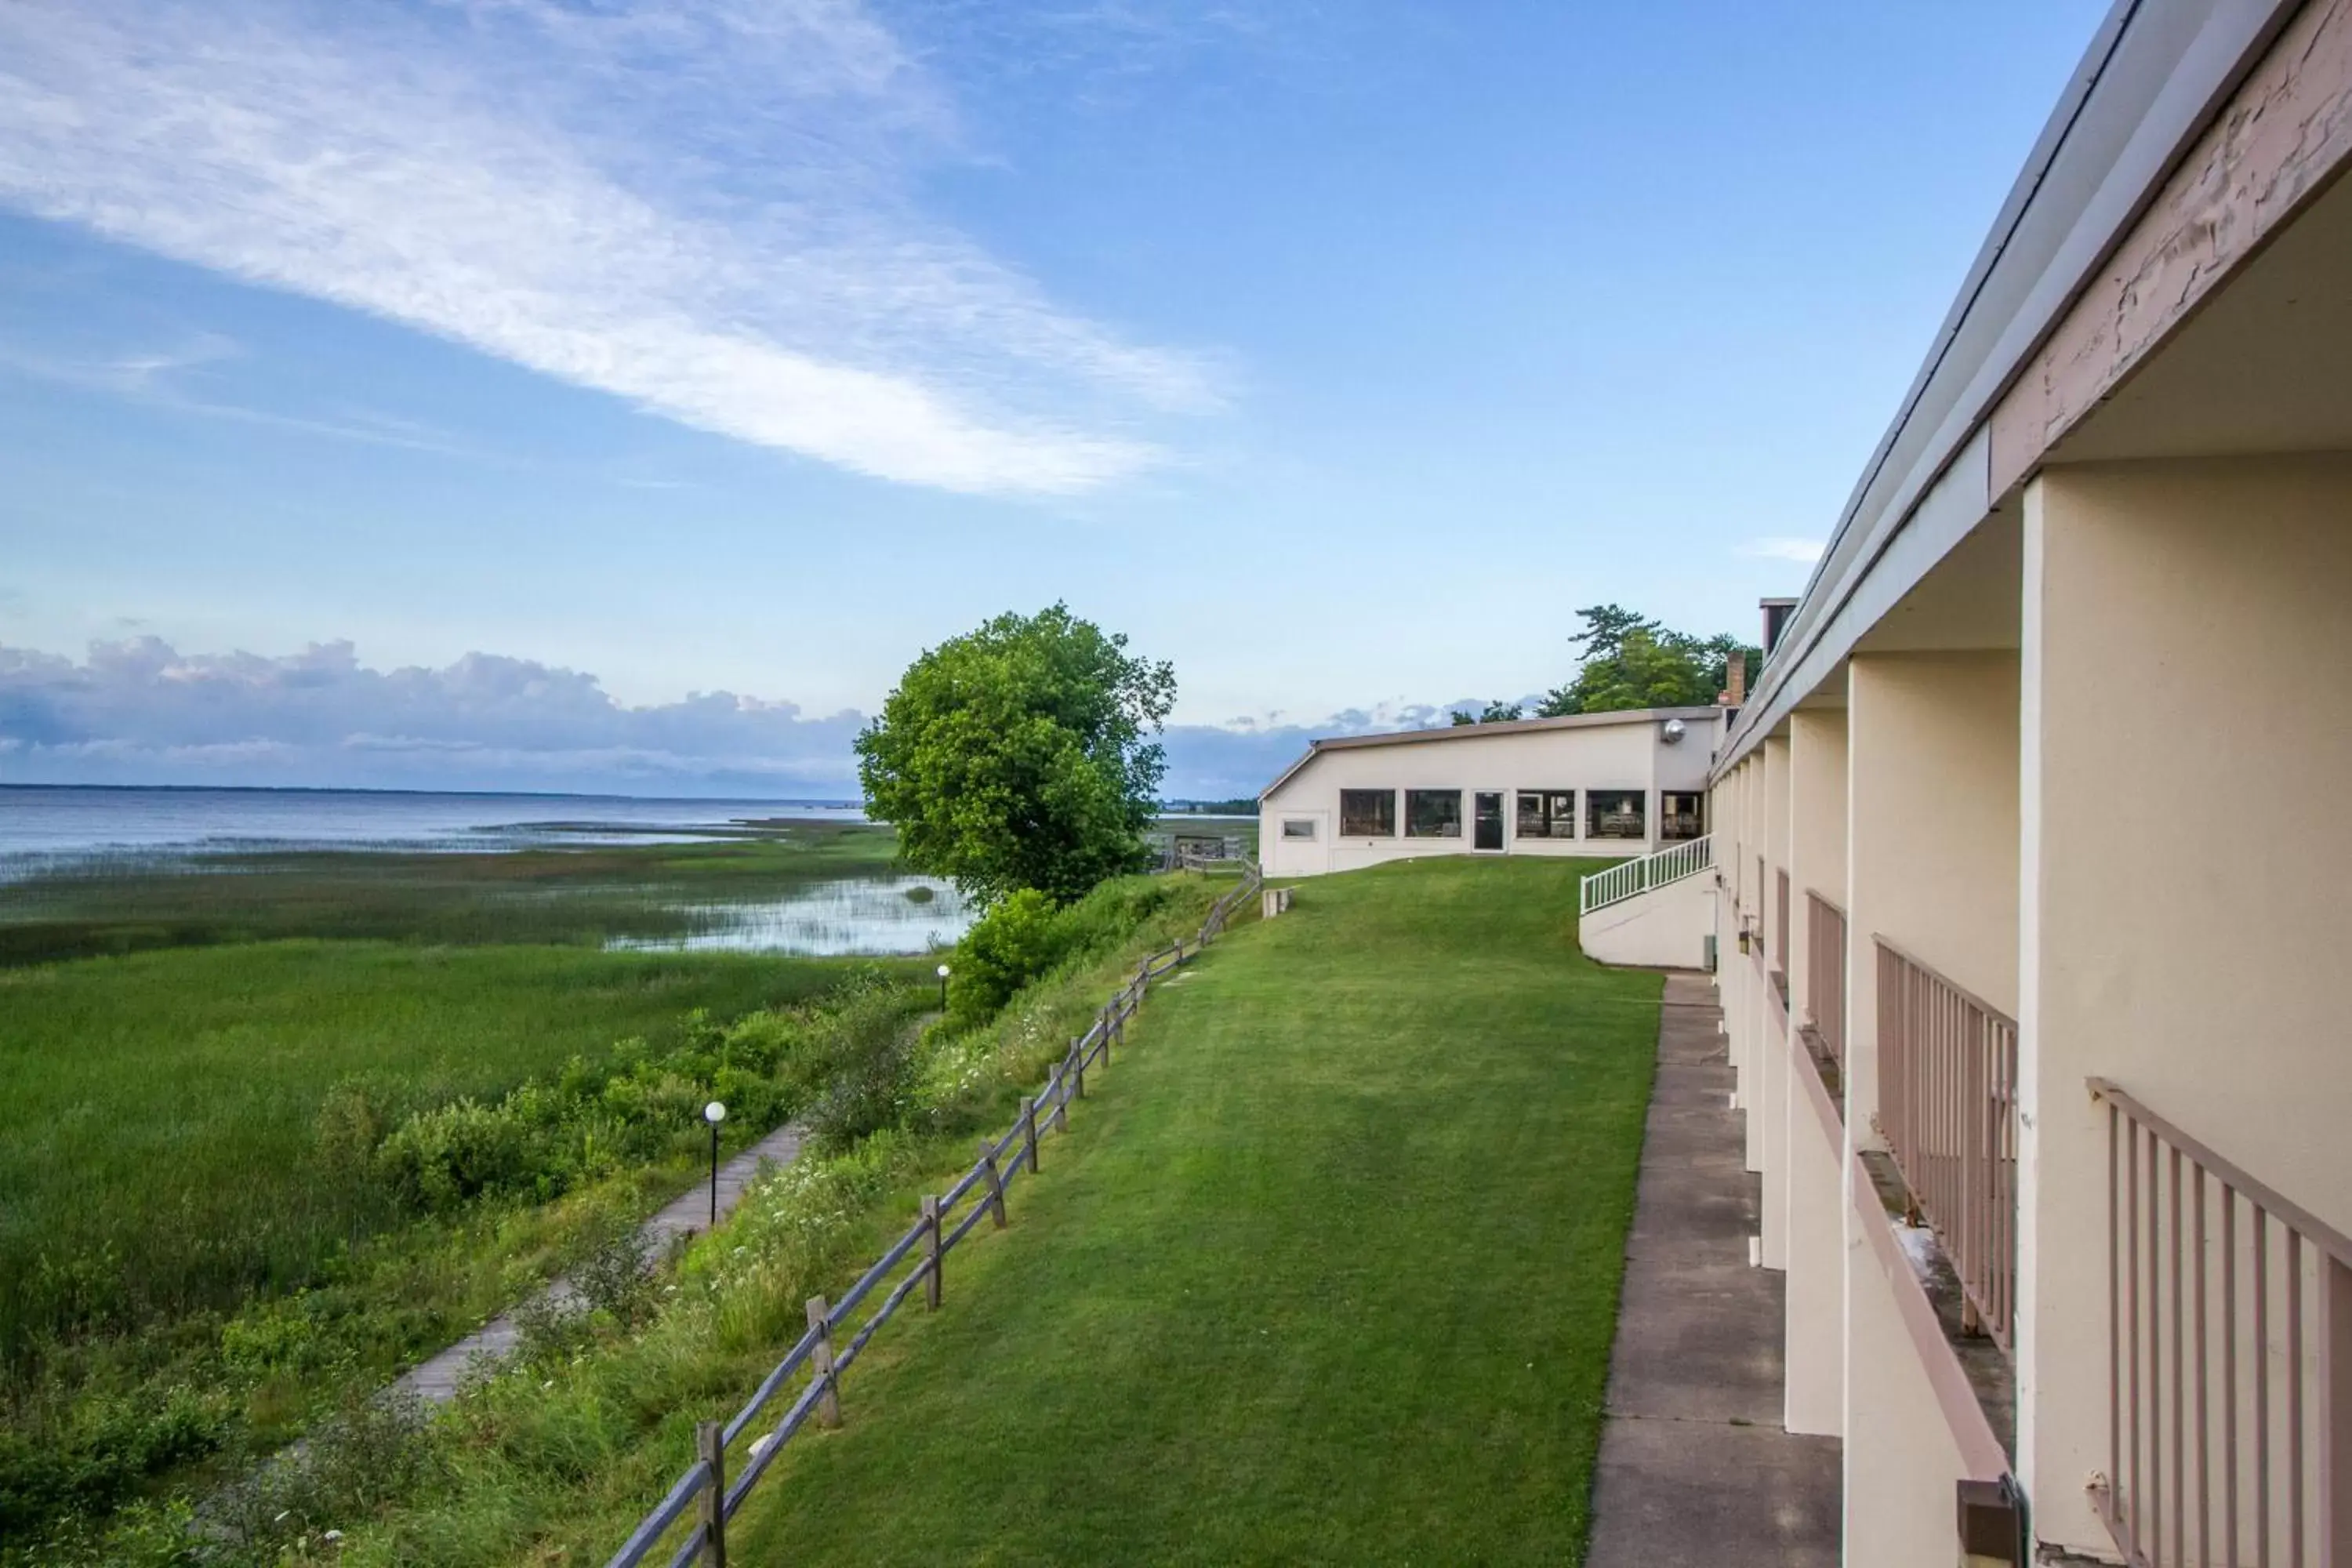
[0,822,900,966]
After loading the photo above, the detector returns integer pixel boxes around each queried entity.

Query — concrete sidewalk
[1584,971,1839,1566]
[394,1118,810,1403]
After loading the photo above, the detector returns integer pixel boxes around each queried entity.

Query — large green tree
[855,605,1175,906]
[1535,604,1760,717]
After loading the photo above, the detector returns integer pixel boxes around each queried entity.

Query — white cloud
[0,635,1470,800]
[1738,536,1825,565]
[0,637,869,793]
[0,0,1221,495]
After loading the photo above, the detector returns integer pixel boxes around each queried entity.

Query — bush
[946,888,1066,1026]
[375,1098,532,1214]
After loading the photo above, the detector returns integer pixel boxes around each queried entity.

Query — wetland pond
[608,875,973,956]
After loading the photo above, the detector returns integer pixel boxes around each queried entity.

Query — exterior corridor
[1586,971,1838,1567]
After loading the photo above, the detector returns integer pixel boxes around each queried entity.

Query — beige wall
[1844,652,2020,1149]
[1577,869,1713,968]
[1783,1042,1843,1436]
[1786,707,1849,1033]
[1259,714,1714,878]
[2018,456,2352,1552]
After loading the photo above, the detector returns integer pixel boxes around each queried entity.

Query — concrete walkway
[394,1119,809,1402]
[1584,971,1839,1566]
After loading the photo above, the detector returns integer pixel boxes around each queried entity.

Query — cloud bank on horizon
[0,0,1219,495]
[0,638,1432,800]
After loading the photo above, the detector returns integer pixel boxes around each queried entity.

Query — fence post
[921,1196,942,1310]
[695,1419,728,1567]
[805,1297,840,1428]
[1022,1095,1040,1175]
[1100,1007,1113,1067]
[1073,1037,1087,1100]
[978,1140,1007,1229]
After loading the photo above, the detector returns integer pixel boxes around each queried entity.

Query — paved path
[1584,971,1840,1566]
[394,1119,810,1403]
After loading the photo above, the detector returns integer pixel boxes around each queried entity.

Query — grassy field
[0,821,900,965]
[0,821,941,1555]
[0,942,910,1358]
[725,856,1662,1565]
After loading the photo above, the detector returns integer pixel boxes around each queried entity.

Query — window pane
[1515,789,1577,839]
[1405,789,1461,838]
[1586,789,1646,840]
[1339,789,1396,837]
[1660,792,1705,840]
[1281,818,1317,840]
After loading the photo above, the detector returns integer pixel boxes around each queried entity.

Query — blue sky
[0,1,2111,798]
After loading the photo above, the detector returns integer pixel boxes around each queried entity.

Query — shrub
[946,887,1069,1026]
[375,1098,532,1214]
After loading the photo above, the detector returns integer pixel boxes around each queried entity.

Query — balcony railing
[1805,892,1846,1074]
[1577,833,1713,915]
[1875,937,2019,1351]
[2089,1078,2352,1568]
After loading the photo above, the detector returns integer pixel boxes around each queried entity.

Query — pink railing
[1875,937,2018,1350]
[1805,892,1846,1075]
[2089,1079,2352,1568]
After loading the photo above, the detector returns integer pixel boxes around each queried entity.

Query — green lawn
[730,856,1662,1566]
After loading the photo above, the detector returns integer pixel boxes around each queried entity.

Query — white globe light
[937,964,951,978]
[703,1100,727,1125]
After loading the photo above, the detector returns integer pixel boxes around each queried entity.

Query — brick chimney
[1719,651,1745,708]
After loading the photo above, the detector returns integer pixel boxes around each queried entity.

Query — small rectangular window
[1660,792,1705,841]
[1405,789,1462,839]
[1515,790,1576,839]
[1281,818,1317,840]
[1586,789,1647,840]
[1339,789,1396,837]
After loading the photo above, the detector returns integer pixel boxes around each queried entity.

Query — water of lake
[608,876,974,956]
[0,785,863,866]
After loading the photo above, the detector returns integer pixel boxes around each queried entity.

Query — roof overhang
[1715,0,2317,782]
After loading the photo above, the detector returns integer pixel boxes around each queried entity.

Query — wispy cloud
[0,1,1221,495]
[1738,536,1825,565]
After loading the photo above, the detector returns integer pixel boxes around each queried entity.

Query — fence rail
[1805,892,1846,1076]
[1577,833,1713,915]
[1874,936,2019,1352]
[2089,1078,2352,1568]
[607,862,1265,1568]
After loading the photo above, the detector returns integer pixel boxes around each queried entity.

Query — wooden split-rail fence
[605,861,1266,1568]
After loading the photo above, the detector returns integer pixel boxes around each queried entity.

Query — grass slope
[731,856,1661,1566]
[0,942,904,1353]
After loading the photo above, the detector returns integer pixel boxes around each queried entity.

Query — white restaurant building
[1577,1,2352,1562]
[1254,707,1719,880]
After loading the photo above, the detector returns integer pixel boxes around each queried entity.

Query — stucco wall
[1577,870,1713,969]
[2019,456,2352,1553]
[1845,652,2019,1152]
[1258,713,1715,879]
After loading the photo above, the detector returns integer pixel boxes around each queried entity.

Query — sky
[0,0,2114,800]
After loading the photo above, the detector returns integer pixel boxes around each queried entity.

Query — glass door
[1473,791,1504,851]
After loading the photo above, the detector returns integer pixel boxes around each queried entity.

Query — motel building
[1254,705,1721,886]
[1567,1,2352,1563]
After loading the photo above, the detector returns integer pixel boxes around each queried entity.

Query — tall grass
[0,942,910,1362]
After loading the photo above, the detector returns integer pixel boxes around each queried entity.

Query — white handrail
[1579,834,1714,916]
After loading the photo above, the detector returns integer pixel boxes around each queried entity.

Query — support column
[1759,734,1791,1270]
[2020,457,2352,1556]
[1784,705,1848,1438]
[1842,647,2017,1553]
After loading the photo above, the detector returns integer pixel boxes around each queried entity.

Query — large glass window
[1405,789,1462,838]
[1660,792,1705,841]
[1339,789,1397,837]
[1515,790,1576,840]
[1586,789,1647,840]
